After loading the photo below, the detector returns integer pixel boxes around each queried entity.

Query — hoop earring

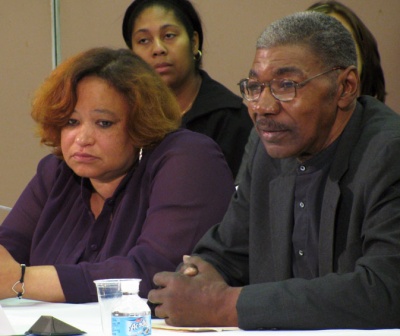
[194,50,202,62]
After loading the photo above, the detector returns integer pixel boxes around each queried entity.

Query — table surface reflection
[1,298,399,336]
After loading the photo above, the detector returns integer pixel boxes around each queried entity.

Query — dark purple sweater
[0,129,234,302]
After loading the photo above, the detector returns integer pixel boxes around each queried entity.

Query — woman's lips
[154,62,172,74]
[72,152,97,162]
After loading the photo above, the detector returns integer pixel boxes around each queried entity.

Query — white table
[1,298,400,336]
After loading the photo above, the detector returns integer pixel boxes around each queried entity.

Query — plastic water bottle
[111,279,151,336]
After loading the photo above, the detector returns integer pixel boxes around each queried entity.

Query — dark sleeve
[0,155,60,261]
[184,104,253,179]
[192,133,259,286]
[56,132,235,302]
[207,104,253,179]
[218,104,253,179]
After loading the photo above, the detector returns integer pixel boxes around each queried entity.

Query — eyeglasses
[238,67,343,102]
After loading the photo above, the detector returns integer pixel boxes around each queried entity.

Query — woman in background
[308,0,386,102]
[122,0,253,179]
[0,47,234,303]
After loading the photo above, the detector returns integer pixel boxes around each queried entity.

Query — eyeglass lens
[240,79,296,102]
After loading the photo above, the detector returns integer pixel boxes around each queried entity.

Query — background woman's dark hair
[122,0,203,68]
[308,0,386,102]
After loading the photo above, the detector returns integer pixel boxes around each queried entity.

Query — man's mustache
[255,118,289,132]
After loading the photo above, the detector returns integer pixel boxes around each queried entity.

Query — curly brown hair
[31,47,181,157]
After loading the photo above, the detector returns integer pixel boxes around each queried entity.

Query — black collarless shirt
[292,140,339,279]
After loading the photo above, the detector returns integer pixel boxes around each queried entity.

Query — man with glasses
[148,11,400,329]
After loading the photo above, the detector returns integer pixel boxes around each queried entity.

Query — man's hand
[179,255,199,276]
[148,255,242,327]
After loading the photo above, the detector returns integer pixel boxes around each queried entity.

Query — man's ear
[337,66,359,111]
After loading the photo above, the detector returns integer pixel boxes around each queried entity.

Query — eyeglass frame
[238,66,344,103]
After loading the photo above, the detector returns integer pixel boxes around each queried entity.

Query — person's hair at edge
[307,0,386,102]
[31,47,181,158]
[257,11,357,79]
[122,0,203,69]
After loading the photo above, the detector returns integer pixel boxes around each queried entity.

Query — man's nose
[249,87,280,116]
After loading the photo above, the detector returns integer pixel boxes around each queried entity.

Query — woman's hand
[148,255,242,327]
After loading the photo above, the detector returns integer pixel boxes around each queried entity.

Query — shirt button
[299,250,304,256]
[299,165,306,172]
[299,202,305,208]
[90,244,98,251]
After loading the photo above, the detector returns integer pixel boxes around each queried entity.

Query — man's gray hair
[256,11,357,69]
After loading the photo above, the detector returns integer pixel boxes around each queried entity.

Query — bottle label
[112,314,151,336]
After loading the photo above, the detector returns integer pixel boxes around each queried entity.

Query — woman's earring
[138,148,143,163]
[194,50,202,61]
